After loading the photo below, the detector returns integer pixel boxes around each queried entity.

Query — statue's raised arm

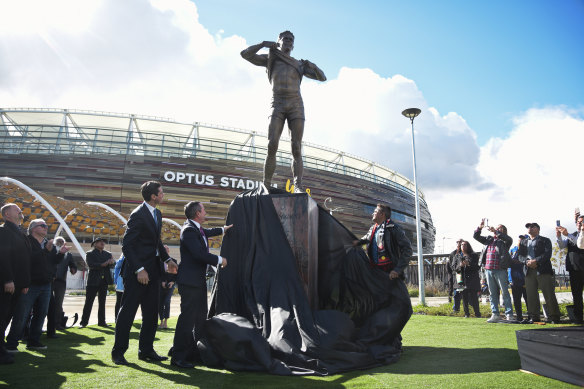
[240,41,277,67]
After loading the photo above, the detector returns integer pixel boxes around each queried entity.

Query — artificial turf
[0,315,578,388]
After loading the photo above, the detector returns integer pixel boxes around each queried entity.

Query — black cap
[525,223,540,229]
[91,237,108,247]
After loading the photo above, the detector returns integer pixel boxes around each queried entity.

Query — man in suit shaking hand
[112,181,177,365]
[170,201,232,368]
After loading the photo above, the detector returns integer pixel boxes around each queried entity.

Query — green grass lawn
[0,315,578,388]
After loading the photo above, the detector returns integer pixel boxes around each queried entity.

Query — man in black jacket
[5,218,68,351]
[518,222,560,323]
[0,204,31,363]
[448,240,463,312]
[49,236,77,332]
[557,216,584,324]
[112,181,177,365]
[80,237,113,328]
[46,236,78,337]
[355,204,413,280]
[171,201,232,368]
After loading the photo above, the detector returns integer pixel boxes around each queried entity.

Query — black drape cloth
[203,187,412,375]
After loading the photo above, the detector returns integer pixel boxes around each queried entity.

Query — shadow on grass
[0,329,111,388]
[386,346,520,374]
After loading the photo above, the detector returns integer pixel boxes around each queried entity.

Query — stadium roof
[0,108,424,200]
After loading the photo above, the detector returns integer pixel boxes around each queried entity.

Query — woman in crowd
[453,240,482,318]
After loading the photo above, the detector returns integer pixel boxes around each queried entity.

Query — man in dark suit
[80,237,114,328]
[0,204,31,364]
[171,201,232,368]
[112,181,177,365]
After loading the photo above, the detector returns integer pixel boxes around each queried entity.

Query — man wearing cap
[473,219,514,322]
[557,215,584,324]
[112,181,177,366]
[5,218,68,352]
[518,222,560,323]
[80,237,114,328]
[0,203,32,363]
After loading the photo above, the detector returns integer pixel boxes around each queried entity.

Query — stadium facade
[0,108,435,253]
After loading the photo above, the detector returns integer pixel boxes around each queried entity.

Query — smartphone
[485,218,489,227]
[556,220,561,227]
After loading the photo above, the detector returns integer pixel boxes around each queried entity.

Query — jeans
[485,269,513,315]
[6,283,51,347]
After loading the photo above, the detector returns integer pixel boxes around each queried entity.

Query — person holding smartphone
[557,214,584,324]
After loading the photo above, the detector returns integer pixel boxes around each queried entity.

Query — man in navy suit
[112,181,177,365]
[170,201,232,368]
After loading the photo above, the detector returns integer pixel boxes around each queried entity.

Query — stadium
[0,107,435,258]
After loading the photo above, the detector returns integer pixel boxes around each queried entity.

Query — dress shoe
[112,353,129,365]
[138,351,168,362]
[171,358,194,369]
[98,323,112,328]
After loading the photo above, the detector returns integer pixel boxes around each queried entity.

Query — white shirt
[190,219,224,266]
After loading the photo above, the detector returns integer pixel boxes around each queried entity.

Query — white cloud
[1,0,582,253]
[429,107,584,251]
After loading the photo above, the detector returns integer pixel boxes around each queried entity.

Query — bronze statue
[241,31,326,192]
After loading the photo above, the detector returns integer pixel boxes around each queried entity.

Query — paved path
[63,291,576,326]
[410,292,574,307]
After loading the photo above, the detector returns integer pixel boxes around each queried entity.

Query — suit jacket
[121,203,169,279]
[177,220,223,287]
[517,235,553,275]
[54,252,77,282]
[85,248,114,286]
[0,221,32,288]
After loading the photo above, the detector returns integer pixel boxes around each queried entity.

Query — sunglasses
[35,224,48,229]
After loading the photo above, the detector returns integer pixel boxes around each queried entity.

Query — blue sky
[194,0,584,144]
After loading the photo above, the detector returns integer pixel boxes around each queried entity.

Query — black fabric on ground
[516,326,584,386]
[204,187,412,375]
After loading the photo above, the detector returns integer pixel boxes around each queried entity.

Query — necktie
[153,210,159,228]
[200,227,209,253]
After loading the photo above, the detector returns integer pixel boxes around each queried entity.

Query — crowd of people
[447,212,584,325]
[1,185,583,368]
[0,181,232,367]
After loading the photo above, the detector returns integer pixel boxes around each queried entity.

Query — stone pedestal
[271,193,319,309]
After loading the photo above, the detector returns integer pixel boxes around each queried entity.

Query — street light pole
[401,108,424,305]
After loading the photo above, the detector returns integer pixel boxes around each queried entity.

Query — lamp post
[401,108,425,305]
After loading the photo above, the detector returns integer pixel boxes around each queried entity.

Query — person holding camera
[452,241,481,318]
[557,215,584,324]
[473,219,514,323]
[448,240,463,312]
